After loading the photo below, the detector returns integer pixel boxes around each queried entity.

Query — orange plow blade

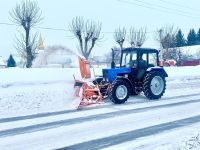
[73,57,105,108]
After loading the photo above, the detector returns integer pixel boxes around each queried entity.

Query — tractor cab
[120,48,160,79]
[120,48,159,69]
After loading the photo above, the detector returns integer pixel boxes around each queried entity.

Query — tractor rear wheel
[143,71,166,100]
[109,79,130,104]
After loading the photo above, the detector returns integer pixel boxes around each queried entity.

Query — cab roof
[122,47,159,53]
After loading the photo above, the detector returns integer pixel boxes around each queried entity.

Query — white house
[179,45,200,59]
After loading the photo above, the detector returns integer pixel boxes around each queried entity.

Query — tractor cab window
[121,51,137,67]
[121,52,131,67]
[149,53,157,67]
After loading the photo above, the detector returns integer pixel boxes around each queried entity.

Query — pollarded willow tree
[70,16,102,60]
[113,27,126,50]
[10,0,42,68]
[155,25,178,61]
[155,25,177,50]
[128,27,147,48]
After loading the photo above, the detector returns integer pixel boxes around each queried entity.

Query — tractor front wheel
[109,79,130,104]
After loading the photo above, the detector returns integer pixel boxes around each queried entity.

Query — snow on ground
[0,66,200,118]
[0,66,200,149]
[0,67,80,84]
[0,68,82,118]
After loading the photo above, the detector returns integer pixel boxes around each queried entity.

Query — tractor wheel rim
[116,85,128,100]
[150,76,164,96]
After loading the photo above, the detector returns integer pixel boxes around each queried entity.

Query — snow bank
[165,66,200,77]
[0,66,200,118]
[0,68,83,118]
[1,66,200,86]
[0,83,77,118]
[0,68,82,86]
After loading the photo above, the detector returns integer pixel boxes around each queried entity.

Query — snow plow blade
[73,57,104,108]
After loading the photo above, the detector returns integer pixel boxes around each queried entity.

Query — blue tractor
[99,47,168,104]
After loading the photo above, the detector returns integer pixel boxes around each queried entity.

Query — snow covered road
[1,94,200,138]
[1,87,200,149]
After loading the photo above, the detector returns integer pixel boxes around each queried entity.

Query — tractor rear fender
[146,67,168,77]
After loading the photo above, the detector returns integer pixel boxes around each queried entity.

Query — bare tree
[155,25,178,60]
[70,16,102,60]
[10,0,42,68]
[113,27,126,50]
[128,27,147,48]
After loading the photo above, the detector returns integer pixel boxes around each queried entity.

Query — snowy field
[0,66,200,149]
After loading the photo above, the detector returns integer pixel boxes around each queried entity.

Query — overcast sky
[1,0,200,58]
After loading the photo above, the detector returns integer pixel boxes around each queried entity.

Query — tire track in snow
[61,115,200,150]
[1,93,200,124]
[1,97,200,138]
[167,82,200,89]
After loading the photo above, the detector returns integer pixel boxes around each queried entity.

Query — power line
[0,22,68,31]
[36,26,67,31]
[158,0,200,13]
[118,0,200,19]
[132,0,200,17]
[0,21,156,34]
[0,22,16,26]
[0,22,73,38]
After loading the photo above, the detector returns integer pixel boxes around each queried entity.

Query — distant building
[90,56,109,67]
[179,45,200,59]
[177,59,200,66]
[0,56,6,68]
[176,45,200,66]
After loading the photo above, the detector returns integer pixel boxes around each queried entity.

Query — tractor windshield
[121,51,137,67]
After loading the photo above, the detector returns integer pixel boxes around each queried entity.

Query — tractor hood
[102,67,131,83]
